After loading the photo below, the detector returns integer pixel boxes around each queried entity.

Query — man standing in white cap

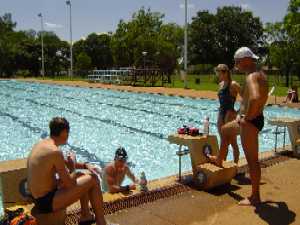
[209,47,268,206]
[234,47,268,206]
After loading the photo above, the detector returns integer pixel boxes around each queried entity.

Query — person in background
[102,147,142,193]
[284,86,299,103]
[215,64,241,164]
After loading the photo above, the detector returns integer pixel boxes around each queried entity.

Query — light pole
[142,51,147,69]
[38,13,45,77]
[184,0,188,88]
[66,0,73,77]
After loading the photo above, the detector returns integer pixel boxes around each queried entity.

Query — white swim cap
[234,47,259,60]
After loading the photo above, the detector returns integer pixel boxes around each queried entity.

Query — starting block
[168,134,237,190]
[269,117,300,157]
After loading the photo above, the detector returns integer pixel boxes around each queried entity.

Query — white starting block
[269,117,300,157]
[168,134,237,190]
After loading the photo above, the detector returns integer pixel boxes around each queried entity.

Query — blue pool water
[0,80,299,180]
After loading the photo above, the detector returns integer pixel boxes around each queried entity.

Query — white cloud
[44,22,63,29]
[241,3,250,11]
[179,4,195,9]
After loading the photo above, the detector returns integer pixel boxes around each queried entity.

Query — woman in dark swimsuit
[216,64,241,163]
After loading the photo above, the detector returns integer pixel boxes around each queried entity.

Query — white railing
[88,69,131,83]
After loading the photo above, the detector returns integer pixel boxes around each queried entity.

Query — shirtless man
[102,147,139,193]
[209,47,268,206]
[27,117,109,225]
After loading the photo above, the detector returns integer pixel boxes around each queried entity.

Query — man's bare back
[27,138,63,198]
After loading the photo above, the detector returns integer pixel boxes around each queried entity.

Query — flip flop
[238,197,260,206]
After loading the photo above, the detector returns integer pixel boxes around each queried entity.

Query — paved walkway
[106,158,299,225]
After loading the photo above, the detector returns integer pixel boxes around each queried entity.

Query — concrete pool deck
[63,148,298,225]
[105,156,299,225]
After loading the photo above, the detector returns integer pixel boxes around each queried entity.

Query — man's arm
[53,151,76,189]
[126,166,138,183]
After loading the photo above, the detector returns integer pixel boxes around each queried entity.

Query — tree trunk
[285,67,290,87]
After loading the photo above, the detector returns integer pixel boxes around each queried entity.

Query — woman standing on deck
[215,64,241,163]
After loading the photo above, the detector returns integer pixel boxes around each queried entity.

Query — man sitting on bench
[27,117,111,225]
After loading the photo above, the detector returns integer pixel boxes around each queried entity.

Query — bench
[0,158,66,225]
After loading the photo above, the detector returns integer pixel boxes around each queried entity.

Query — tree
[189,6,263,67]
[76,52,92,71]
[83,33,113,69]
[12,30,40,76]
[264,22,294,86]
[264,0,300,86]
[111,8,183,73]
[0,13,17,76]
[41,31,69,76]
[284,0,300,80]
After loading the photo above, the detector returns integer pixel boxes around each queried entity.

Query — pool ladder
[176,145,190,181]
[273,125,287,152]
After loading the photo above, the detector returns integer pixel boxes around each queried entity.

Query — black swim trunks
[34,188,57,213]
[248,114,264,132]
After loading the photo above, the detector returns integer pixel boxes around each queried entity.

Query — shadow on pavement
[254,201,296,225]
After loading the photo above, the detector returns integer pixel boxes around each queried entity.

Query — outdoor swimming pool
[0,80,299,181]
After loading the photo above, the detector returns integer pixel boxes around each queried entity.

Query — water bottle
[66,150,77,172]
[203,116,210,136]
[139,171,148,192]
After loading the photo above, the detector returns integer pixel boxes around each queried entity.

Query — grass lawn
[165,74,292,97]
[22,73,297,97]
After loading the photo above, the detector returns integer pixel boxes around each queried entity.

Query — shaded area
[255,201,296,225]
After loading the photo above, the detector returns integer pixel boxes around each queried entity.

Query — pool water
[0,80,299,180]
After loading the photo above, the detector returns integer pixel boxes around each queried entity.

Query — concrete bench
[0,158,66,225]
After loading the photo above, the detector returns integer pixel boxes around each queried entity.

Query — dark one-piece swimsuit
[33,188,57,213]
[218,84,236,123]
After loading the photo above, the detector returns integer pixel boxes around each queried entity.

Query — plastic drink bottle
[139,171,148,192]
[203,117,210,135]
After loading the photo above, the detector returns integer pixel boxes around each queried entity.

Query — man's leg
[87,174,106,225]
[70,172,94,222]
[80,193,94,222]
[239,122,261,205]
[53,174,106,225]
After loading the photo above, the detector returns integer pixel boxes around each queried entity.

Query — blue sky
[0,0,290,41]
